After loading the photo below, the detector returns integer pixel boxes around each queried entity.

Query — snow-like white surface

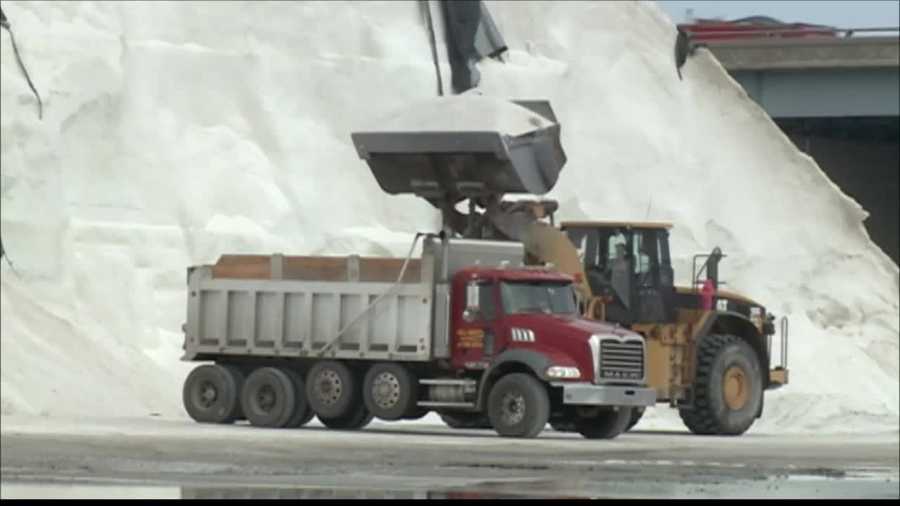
[365,94,554,136]
[1,1,897,434]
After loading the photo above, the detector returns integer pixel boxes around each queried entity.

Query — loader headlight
[546,366,581,380]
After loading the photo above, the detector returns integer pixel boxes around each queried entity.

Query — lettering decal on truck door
[456,328,484,349]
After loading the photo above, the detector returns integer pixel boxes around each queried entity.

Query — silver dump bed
[182,237,524,363]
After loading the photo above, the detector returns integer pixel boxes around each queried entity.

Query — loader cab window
[608,231,627,266]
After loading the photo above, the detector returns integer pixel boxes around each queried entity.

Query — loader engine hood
[350,96,567,201]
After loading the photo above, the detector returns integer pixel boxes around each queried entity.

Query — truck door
[452,280,501,370]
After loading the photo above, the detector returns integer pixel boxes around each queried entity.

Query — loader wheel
[281,368,315,428]
[241,367,297,428]
[626,406,645,431]
[306,361,358,419]
[183,364,243,424]
[320,403,374,430]
[487,373,550,438]
[679,334,763,435]
[363,363,417,421]
[438,412,492,429]
[574,406,633,439]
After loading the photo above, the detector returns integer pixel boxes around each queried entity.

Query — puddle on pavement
[3,476,897,499]
[0,482,584,500]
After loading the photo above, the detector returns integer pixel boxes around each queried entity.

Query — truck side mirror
[464,281,480,323]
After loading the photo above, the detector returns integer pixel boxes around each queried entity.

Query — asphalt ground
[1,416,898,499]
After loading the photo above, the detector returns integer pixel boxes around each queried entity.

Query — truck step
[419,379,477,386]
[416,401,477,408]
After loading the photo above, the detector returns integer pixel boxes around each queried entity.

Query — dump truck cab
[450,265,645,386]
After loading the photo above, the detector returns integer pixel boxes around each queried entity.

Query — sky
[656,1,900,28]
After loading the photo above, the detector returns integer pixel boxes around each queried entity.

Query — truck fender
[475,349,553,412]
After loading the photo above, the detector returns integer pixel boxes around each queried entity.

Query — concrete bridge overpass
[702,32,899,264]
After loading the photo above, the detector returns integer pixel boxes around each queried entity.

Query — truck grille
[599,338,644,381]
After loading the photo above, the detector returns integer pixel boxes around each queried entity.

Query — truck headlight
[546,366,581,379]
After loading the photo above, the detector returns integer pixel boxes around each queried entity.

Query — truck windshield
[500,281,577,315]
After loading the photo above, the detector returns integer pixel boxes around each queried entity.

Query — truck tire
[221,364,247,420]
[281,368,315,428]
[438,412,492,429]
[183,364,243,424]
[626,406,645,431]
[306,361,358,419]
[678,334,763,436]
[363,362,417,421]
[487,373,550,438]
[320,403,374,430]
[241,367,297,428]
[575,406,633,439]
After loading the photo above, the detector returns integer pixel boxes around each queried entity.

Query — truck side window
[479,282,497,321]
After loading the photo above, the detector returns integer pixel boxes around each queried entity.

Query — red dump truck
[181,234,656,439]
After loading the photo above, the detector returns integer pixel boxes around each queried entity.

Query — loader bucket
[351,96,567,200]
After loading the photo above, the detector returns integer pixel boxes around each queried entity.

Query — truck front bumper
[551,382,657,407]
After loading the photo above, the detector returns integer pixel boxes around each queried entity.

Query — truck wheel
[678,334,763,435]
[241,367,297,428]
[220,365,247,421]
[306,361,358,419]
[281,368,314,428]
[320,403,374,430]
[487,373,550,438]
[183,364,243,424]
[575,406,633,439]
[626,406,645,431]
[438,412,492,429]
[363,363,417,421]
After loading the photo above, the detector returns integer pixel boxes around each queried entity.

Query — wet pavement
[1,417,898,499]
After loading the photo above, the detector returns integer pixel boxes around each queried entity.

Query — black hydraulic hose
[1,7,43,119]
[421,0,444,96]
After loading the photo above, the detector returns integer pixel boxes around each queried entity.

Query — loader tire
[306,361,359,420]
[575,406,633,439]
[363,362,417,421]
[487,373,550,438]
[320,403,374,430]
[438,412,492,429]
[183,364,243,424]
[241,367,297,428]
[679,334,763,436]
[281,368,315,428]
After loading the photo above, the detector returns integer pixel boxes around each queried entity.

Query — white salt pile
[1,0,896,434]
[367,95,554,136]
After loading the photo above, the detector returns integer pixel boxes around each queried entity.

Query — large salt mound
[1,1,897,433]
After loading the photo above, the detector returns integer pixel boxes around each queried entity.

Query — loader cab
[561,221,675,325]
